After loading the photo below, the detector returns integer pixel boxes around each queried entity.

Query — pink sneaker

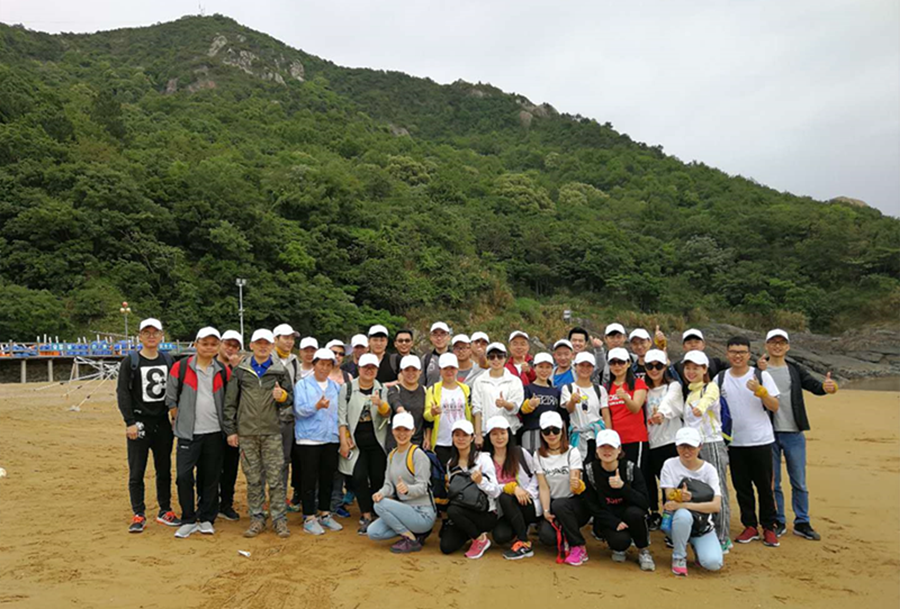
[564,545,588,566]
[465,536,491,559]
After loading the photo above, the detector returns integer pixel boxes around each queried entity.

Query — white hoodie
[471,369,524,433]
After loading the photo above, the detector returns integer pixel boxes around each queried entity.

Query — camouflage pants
[240,434,286,522]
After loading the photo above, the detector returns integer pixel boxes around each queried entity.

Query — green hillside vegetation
[0,15,897,341]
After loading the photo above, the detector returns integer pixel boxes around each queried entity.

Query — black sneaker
[648,512,662,532]
[503,541,534,560]
[793,523,821,541]
[773,521,786,537]
[664,535,674,549]
[129,514,147,533]
[357,516,373,536]
[219,506,240,521]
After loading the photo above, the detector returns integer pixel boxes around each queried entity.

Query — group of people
[117,318,837,575]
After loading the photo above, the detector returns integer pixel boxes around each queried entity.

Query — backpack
[714,368,764,445]
[565,383,604,413]
[127,350,174,391]
[173,356,229,406]
[388,444,446,505]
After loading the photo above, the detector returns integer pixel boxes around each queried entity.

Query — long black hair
[485,428,522,480]
[645,365,675,389]
[607,364,637,393]
[448,435,478,470]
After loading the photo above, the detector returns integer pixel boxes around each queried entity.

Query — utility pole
[235,279,247,344]
[119,302,132,345]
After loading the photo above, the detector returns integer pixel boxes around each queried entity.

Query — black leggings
[440,505,498,554]
[538,496,590,547]
[494,493,537,544]
[352,446,387,515]
[298,443,339,517]
[595,505,650,551]
[646,444,677,513]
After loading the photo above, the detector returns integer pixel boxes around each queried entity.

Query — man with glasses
[718,336,781,548]
[452,334,485,386]
[422,321,451,387]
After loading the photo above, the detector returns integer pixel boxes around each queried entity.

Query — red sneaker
[762,528,780,547]
[735,526,759,544]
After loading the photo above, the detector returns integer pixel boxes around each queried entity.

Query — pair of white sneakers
[175,521,215,538]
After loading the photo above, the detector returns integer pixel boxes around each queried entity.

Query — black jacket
[772,360,826,432]
[583,458,650,531]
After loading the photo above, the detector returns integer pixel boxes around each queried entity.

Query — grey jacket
[377,445,434,508]
[338,378,389,475]
[166,356,230,441]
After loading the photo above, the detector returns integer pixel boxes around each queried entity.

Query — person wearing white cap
[366,325,397,384]
[216,329,245,521]
[297,336,319,381]
[628,328,653,381]
[519,352,563,453]
[342,334,368,377]
[325,340,353,386]
[673,329,730,397]
[223,328,294,539]
[470,332,490,370]
[451,334,485,386]
[660,426,724,576]
[338,352,391,535]
[604,347,650,478]
[439,419,501,559]
[368,412,437,553]
[761,329,836,542]
[117,317,179,533]
[471,342,524,448]
[421,321,452,386]
[386,355,427,450]
[168,328,230,538]
[551,339,575,388]
[560,351,611,463]
[506,331,536,386]
[534,411,590,566]
[484,416,540,560]
[273,324,302,512]
[641,349,685,531]
[583,429,655,571]
[424,352,473,469]
[293,348,343,535]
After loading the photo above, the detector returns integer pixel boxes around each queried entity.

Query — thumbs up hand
[823,371,838,394]
[609,468,624,489]
[272,382,285,401]
[470,467,483,485]
[757,353,769,371]
[680,482,692,502]
[396,476,409,495]
[654,325,667,348]
[316,395,330,410]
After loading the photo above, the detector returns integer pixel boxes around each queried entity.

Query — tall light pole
[235,279,247,343]
[119,302,132,343]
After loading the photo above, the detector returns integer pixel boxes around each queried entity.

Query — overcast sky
[3,0,898,216]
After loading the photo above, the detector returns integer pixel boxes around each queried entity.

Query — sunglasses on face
[487,353,505,360]
[608,359,627,366]
[646,363,666,371]
[541,427,562,436]
[332,351,345,357]
[396,338,412,343]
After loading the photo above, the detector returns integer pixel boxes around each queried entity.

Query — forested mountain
[0,15,897,341]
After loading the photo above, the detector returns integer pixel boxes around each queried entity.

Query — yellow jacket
[424,381,472,447]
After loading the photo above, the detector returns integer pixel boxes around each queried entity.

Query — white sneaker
[175,523,199,538]
[319,514,343,532]
[198,521,215,535]
[612,550,627,563]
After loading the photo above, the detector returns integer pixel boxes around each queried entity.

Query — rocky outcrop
[518,111,533,128]
[290,60,305,81]
[208,35,227,57]
[204,34,305,86]
[388,124,410,137]
[830,196,869,208]
[164,78,178,95]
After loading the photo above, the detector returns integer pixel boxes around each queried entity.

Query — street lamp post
[235,279,247,343]
[119,302,132,345]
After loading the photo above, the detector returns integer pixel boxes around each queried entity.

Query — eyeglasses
[487,353,505,360]
[608,359,627,366]
[541,427,562,436]
[140,330,162,338]
[646,363,666,371]
[727,350,750,356]
[395,338,412,343]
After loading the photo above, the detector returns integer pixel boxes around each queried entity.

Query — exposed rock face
[205,35,305,85]
[164,78,178,95]
[222,48,258,75]
[208,35,228,57]
[290,60,305,81]
[831,196,870,208]
[186,79,217,93]
[519,110,533,128]
[389,124,410,137]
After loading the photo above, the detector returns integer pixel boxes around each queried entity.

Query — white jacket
[644,382,683,449]
[451,451,503,512]
[471,370,524,433]
[492,449,542,517]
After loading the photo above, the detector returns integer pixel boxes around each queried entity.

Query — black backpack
[127,350,174,391]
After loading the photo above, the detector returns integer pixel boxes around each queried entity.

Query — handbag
[677,476,716,537]
[447,467,489,512]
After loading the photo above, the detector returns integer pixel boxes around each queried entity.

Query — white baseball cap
[350,334,368,348]
[451,334,471,346]
[509,330,529,342]
[596,429,621,448]
[221,330,243,347]
[195,327,221,341]
[451,419,475,435]
[250,329,275,343]
[675,426,702,447]
[682,351,710,367]
[486,342,507,355]
[430,321,450,333]
[533,352,554,366]
[139,318,163,332]
[629,328,651,341]
[471,331,489,343]
[574,351,596,366]
[682,328,704,342]
[645,349,668,366]
[766,329,790,342]
[399,355,421,370]
[439,353,459,369]
[486,415,510,433]
[605,323,626,336]
[393,412,415,430]
[607,347,631,363]
[299,337,319,350]
[358,353,379,368]
[325,339,345,351]
[539,411,564,430]
[553,339,574,351]
[313,348,336,362]
[273,323,299,338]
[368,324,389,337]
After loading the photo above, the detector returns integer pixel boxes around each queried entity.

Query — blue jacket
[293,375,341,444]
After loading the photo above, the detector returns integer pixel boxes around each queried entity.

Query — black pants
[440,506,499,554]
[596,505,650,551]
[621,441,648,471]
[290,442,303,503]
[127,416,173,515]
[298,443,339,516]
[538,496,590,547]
[434,445,453,471]
[176,432,224,524]
[352,446,387,515]
[646,443,678,513]
[219,440,240,510]
[729,443,777,530]
[494,493,537,544]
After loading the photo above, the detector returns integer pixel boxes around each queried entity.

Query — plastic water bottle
[660,510,674,535]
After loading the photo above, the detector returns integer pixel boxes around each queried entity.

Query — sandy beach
[0,382,897,608]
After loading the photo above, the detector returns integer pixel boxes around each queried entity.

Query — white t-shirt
[721,368,780,447]
[436,386,466,447]
[560,383,608,430]
[534,447,583,500]
[660,457,721,497]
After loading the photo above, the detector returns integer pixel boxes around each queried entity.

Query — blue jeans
[671,509,723,571]
[368,498,436,540]
[772,431,809,525]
